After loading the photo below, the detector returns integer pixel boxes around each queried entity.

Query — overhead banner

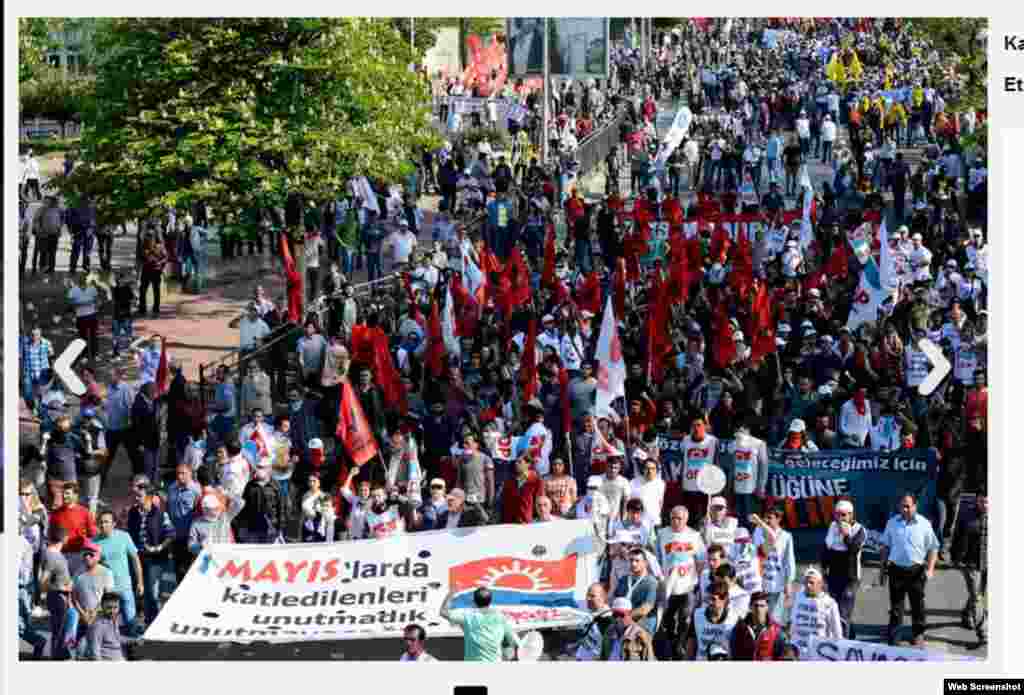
[805,637,979,662]
[144,522,597,643]
[765,448,938,559]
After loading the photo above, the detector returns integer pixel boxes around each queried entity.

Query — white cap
[710,496,727,508]
[633,448,649,461]
[430,478,446,488]
[580,310,595,319]
[789,419,807,433]
[912,232,923,241]
[804,567,823,580]
[777,322,792,335]
[308,438,324,450]
[946,259,958,268]
[587,475,603,489]
[786,240,798,248]
[897,225,909,234]
[835,500,854,514]
[543,314,555,323]
[808,288,821,298]
[611,598,633,612]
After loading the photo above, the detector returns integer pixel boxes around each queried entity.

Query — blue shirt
[880,513,940,568]
[104,382,136,431]
[167,481,201,540]
[93,530,138,592]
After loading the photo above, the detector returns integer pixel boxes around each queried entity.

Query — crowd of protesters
[18,16,988,661]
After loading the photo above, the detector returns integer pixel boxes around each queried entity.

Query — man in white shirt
[838,386,873,447]
[66,273,100,362]
[400,624,437,661]
[909,233,933,283]
[629,451,666,528]
[789,567,843,655]
[387,219,418,272]
[795,111,810,162]
[657,506,705,658]
[23,149,42,201]
[820,114,837,164]
[238,302,270,353]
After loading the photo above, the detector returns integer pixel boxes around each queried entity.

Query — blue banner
[766,448,938,560]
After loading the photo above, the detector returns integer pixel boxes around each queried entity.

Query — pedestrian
[729,591,787,660]
[139,232,168,316]
[399,624,437,662]
[821,499,866,638]
[601,597,656,660]
[124,478,175,628]
[789,567,843,655]
[878,493,940,646]
[92,509,145,637]
[439,586,522,662]
[952,491,988,648]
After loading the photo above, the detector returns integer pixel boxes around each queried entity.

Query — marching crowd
[18,17,988,662]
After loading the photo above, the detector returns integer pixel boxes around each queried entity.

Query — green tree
[908,18,988,113]
[59,18,440,226]
[19,18,59,83]
[20,67,95,137]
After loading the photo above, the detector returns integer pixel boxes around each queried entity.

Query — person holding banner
[687,580,741,661]
[878,493,940,647]
[750,506,796,624]
[789,567,843,657]
[656,506,705,660]
[440,586,522,662]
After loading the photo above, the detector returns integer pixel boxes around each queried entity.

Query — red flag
[664,197,684,226]
[646,280,673,382]
[155,337,169,395]
[349,325,376,366]
[336,378,380,465]
[710,225,731,264]
[249,426,269,458]
[280,233,302,324]
[498,247,531,315]
[450,272,480,338]
[824,243,849,280]
[576,271,602,315]
[613,258,627,320]
[713,302,737,369]
[730,231,754,299]
[666,230,691,306]
[542,224,557,289]
[426,299,445,378]
[372,330,408,415]
[519,319,539,403]
[748,281,776,362]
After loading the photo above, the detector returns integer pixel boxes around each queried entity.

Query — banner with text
[144,522,597,643]
[766,448,937,559]
[805,636,978,662]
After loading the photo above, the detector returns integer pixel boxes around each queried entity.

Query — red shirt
[501,471,542,525]
[50,504,98,554]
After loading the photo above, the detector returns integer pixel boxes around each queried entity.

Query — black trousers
[887,563,928,639]
[826,574,859,637]
[171,539,194,584]
[103,429,132,490]
[658,592,693,660]
[139,270,163,313]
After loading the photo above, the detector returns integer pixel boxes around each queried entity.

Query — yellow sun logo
[476,561,553,591]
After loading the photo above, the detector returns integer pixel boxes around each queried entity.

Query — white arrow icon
[917,338,951,396]
[54,338,87,396]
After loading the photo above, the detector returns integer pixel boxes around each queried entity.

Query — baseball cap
[708,644,729,660]
[835,500,854,514]
[808,288,821,298]
[804,567,823,580]
[430,478,446,488]
[81,541,101,555]
[789,419,807,433]
[587,475,603,489]
[308,438,324,450]
[710,496,727,508]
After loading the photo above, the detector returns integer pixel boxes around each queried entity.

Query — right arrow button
[917,338,952,396]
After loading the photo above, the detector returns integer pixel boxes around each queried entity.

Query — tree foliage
[19,18,59,83]
[389,18,504,59]
[908,18,988,112]
[59,18,441,224]
[20,67,95,136]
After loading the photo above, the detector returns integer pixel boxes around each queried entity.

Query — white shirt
[789,590,843,655]
[795,117,810,138]
[389,230,417,264]
[400,651,437,662]
[656,527,705,595]
[560,334,585,371]
[25,156,40,180]
[839,399,873,447]
[821,120,837,142]
[629,477,666,528]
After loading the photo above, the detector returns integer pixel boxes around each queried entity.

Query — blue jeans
[19,586,46,651]
[115,587,138,636]
[340,248,354,276]
[575,236,593,274]
[47,591,72,660]
[70,229,95,271]
[112,319,133,355]
[142,449,160,488]
[366,252,382,281]
[142,557,168,625]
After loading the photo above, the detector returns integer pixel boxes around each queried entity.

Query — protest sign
[144,522,597,643]
[805,636,978,662]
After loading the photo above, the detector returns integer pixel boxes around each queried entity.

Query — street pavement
[18,110,983,660]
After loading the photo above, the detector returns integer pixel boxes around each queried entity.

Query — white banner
[805,637,979,662]
[144,522,597,643]
[654,107,693,169]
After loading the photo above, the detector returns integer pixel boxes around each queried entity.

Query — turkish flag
[336,378,380,466]
[713,302,737,369]
[349,324,376,366]
[613,258,627,320]
[155,337,169,395]
[576,271,602,315]
[280,233,302,324]
[748,281,776,362]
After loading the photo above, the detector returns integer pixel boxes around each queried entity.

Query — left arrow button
[53,338,87,396]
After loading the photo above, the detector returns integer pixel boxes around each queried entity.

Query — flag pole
[542,18,550,164]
